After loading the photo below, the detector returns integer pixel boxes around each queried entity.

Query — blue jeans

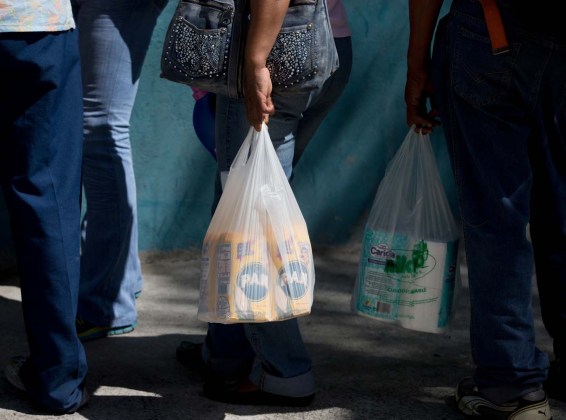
[206,37,352,398]
[432,0,566,402]
[215,35,353,190]
[0,30,88,413]
[72,0,167,327]
[292,36,353,166]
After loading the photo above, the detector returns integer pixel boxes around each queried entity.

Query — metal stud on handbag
[160,0,339,99]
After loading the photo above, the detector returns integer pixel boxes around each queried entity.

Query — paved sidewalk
[1,245,565,419]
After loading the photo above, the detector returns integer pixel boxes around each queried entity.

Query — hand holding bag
[351,128,461,334]
[160,0,339,99]
[198,124,315,323]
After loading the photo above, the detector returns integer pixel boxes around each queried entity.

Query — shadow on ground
[1,245,565,419]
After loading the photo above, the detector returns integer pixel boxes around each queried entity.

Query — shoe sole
[457,396,551,419]
[78,322,137,342]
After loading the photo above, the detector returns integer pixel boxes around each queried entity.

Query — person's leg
[245,319,314,397]
[201,93,315,399]
[528,40,566,402]
[0,30,88,413]
[292,36,353,166]
[432,1,548,403]
[73,0,167,333]
[205,323,255,377]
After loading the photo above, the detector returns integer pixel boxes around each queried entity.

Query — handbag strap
[233,0,249,97]
[479,0,509,54]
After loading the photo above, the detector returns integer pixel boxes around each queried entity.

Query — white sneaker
[5,355,90,413]
[456,377,551,419]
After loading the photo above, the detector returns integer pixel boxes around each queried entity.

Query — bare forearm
[243,0,290,130]
[407,0,444,73]
[245,0,290,69]
[405,0,444,132]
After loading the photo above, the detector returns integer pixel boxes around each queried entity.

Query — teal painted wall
[0,1,456,263]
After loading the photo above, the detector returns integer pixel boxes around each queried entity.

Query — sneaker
[456,377,551,419]
[5,356,89,413]
[203,377,315,407]
[76,318,137,342]
[545,359,565,403]
[72,388,90,413]
[176,341,207,375]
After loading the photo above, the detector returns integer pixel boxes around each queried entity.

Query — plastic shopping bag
[198,123,315,323]
[351,127,461,334]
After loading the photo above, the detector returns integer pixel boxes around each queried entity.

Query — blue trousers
[72,0,167,327]
[0,30,88,413]
[433,0,566,403]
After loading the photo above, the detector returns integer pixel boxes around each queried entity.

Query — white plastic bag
[198,123,315,323]
[351,128,461,334]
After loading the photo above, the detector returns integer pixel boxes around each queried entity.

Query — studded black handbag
[160,0,339,99]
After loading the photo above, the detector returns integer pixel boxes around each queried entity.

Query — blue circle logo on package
[278,260,309,299]
[237,262,269,302]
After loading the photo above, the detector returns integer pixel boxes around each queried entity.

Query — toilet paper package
[352,229,459,334]
[351,128,461,334]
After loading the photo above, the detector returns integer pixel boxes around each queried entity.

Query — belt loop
[479,0,510,55]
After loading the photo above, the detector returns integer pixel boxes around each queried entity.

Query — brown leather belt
[479,0,509,54]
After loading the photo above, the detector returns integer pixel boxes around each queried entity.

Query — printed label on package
[354,229,458,332]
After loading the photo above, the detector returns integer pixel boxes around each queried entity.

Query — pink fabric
[327,0,351,38]
[190,86,209,101]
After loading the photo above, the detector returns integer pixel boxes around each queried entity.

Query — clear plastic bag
[351,128,461,334]
[198,124,315,323]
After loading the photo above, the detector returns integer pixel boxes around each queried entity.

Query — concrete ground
[1,243,565,420]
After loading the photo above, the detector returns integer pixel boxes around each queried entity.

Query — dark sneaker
[456,377,551,419]
[72,388,90,413]
[176,341,207,375]
[5,356,89,413]
[5,355,26,391]
[76,318,137,342]
[203,377,315,407]
[545,359,565,403]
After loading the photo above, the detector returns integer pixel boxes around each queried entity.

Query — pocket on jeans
[451,23,519,107]
[267,23,317,89]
